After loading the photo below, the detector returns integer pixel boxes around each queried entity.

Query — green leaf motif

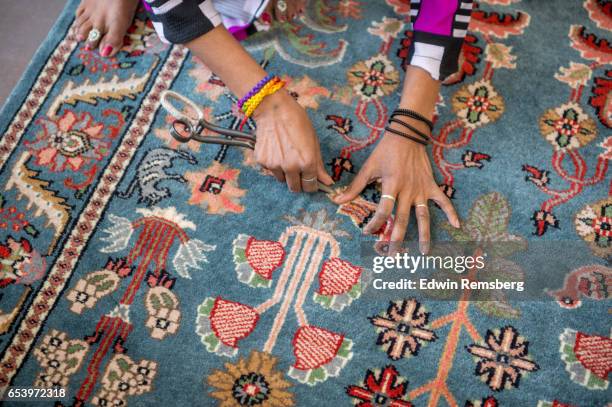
[87,274,107,284]
[198,297,215,316]
[66,344,86,354]
[150,294,162,311]
[161,292,175,309]
[96,280,114,292]
[116,358,130,372]
[108,370,120,382]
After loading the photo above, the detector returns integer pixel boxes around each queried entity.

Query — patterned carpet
[0,0,610,405]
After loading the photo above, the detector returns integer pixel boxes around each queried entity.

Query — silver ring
[416,203,428,208]
[301,176,317,182]
[276,0,288,13]
[87,28,101,42]
[380,194,396,202]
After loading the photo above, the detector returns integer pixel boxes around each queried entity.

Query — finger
[415,202,431,254]
[77,22,93,44]
[86,26,103,50]
[75,13,89,30]
[99,25,125,57]
[390,194,411,246]
[432,190,460,228]
[301,170,318,193]
[270,168,286,183]
[317,161,334,186]
[364,182,397,235]
[285,169,302,192]
[332,167,371,204]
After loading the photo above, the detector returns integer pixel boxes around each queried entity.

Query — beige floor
[0,0,67,106]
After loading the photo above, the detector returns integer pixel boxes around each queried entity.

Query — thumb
[332,168,370,204]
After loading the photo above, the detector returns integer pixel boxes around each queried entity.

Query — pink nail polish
[101,45,113,57]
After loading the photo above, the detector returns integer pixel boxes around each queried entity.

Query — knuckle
[395,213,410,223]
[416,210,429,221]
[283,164,300,173]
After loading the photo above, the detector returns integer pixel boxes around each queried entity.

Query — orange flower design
[184,162,246,214]
[282,75,330,110]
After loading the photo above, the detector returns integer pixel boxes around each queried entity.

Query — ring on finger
[276,0,288,12]
[415,203,428,208]
[380,194,396,202]
[301,176,317,182]
[87,28,102,42]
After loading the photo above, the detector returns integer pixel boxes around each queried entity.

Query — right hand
[252,90,333,192]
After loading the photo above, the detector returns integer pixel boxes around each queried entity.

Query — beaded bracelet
[392,109,434,132]
[237,75,272,110]
[388,117,430,143]
[238,75,285,129]
[385,108,433,146]
[242,77,282,117]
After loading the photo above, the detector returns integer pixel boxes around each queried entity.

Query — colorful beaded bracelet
[238,75,285,129]
[237,75,272,110]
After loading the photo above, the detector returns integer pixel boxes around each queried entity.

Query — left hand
[332,130,460,254]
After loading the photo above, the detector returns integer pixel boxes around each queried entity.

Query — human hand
[252,90,333,192]
[332,129,460,254]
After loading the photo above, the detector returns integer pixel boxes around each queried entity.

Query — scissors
[160,90,335,194]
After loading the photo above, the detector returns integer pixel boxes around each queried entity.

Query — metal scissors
[160,90,335,194]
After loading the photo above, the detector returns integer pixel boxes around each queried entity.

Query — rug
[0,0,610,406]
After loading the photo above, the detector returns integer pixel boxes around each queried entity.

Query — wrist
[252,89,292,119]
[384,131,428,152]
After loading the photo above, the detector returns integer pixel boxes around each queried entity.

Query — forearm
[399,66,441,119]
[185,25,269,100]
[391,65,441,149]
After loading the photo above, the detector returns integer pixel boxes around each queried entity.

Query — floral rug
[0,0,610,406]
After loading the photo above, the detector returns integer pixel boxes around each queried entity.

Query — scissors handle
[162,90,257,149]
[161,90,204,123]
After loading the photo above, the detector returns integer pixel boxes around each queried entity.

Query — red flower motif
[292,326,344,370]
[573,332,612,380]
[346,365,412,406]
[317,258,362,296]
[245,237,285,280]
[0,205,30,233]
[0,237,45,288]
[26,110,123,173]
[589,70,611,128]
[209,297,259,347]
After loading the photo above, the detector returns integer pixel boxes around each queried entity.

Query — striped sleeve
[143,0,223,44]
[407,0,473,81]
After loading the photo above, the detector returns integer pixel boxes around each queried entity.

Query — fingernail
[85,43,92,50]
[101,45,113,57]
[261,12,272,23]
[77,34,85,41]
[419,242,430,255]
[453,219,461,228]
